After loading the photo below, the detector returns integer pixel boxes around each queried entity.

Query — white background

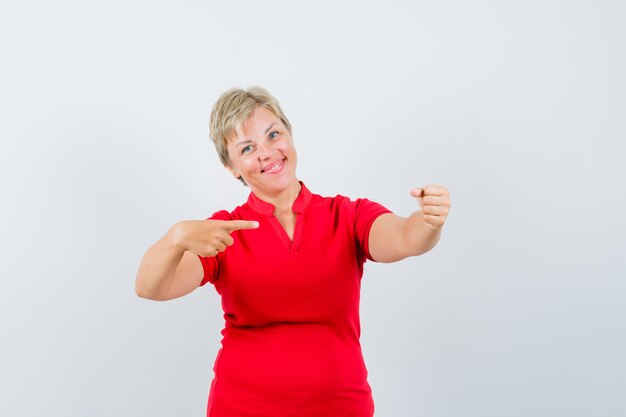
[1,1,625,416]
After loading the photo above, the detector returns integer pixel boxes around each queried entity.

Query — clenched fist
[170,219,259,257]
[411,185,451,230]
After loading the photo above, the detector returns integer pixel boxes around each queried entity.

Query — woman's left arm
[369,185,451,263]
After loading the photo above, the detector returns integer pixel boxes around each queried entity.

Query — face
[226,106,298,197]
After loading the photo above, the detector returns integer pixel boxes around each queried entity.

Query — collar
[246,181,312,216]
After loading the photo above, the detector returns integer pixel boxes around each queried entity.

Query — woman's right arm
[135,219,259,301]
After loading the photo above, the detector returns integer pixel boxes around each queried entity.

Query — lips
[261,158,286,174]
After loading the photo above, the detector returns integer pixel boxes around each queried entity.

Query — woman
[135,87,451,417]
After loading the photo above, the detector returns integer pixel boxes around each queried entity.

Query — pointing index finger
[224,220,259,231]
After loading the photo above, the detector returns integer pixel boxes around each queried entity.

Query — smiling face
[226,105,299,199]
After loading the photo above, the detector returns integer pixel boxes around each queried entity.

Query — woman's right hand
[169,219,259,257]
[136,219,259,300]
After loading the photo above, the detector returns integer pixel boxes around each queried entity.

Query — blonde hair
[209,87,292,173]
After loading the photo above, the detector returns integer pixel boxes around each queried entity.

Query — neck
[253,180,302,213]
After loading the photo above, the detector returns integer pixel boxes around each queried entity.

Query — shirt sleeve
[197,210,231,286]
[352,198,392,262]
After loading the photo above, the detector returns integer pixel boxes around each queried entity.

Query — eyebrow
[233,139,252,148]
[264,122,277,134]
[233,123,278,147]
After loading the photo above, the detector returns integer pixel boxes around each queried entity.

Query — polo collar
[246,181,312,215]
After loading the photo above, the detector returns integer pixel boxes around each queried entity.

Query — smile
[261,158,286,174]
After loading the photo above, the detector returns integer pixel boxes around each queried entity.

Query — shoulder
[307,191,351,211]
[318,192,385,209]
[307,191,390,218]
[206,209,231,221]
[205,204,250,221]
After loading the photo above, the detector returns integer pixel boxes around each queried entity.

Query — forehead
[231,106,280,142]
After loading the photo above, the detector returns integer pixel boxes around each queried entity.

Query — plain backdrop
[1,1,624,416]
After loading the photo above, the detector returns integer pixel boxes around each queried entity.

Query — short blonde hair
[209,87,292,170]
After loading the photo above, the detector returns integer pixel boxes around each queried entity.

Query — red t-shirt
[198,182,391,417]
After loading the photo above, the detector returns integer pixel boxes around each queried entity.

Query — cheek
[277,139,296,155]
[288,144,297,158]
[240,157,260,173]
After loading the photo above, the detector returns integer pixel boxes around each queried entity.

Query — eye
[269,131,280,140]
[241,144,254,154]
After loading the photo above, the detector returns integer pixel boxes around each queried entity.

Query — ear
[225,164,241,180]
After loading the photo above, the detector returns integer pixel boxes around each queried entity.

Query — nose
[257,140,275,159]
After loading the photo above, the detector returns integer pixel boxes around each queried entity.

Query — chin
[252,174,297,193]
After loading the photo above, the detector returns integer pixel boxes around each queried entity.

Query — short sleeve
[197,210,231,286]
[352,198,392,262]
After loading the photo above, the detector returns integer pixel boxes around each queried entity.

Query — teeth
[264,159,284,173]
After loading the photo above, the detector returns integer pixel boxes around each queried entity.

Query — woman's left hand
[410,185,451,230]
